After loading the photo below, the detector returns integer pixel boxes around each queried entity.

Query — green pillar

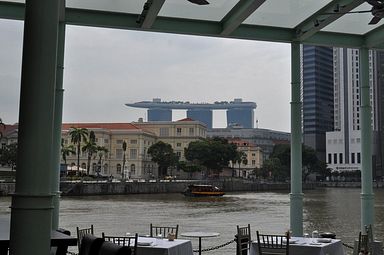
[51,1,66,230]
[10,1,60,254]
[290,42,303,237]
[359,47,374,232]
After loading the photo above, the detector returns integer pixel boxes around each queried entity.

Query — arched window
[70,162,76,167]
[81,163,86,170]
[130,164,135,175]
[92,163,97,172]
[103,164,108,174]
[116,164,122,174]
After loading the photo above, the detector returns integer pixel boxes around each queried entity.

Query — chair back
[150,224,179,238]
[98,241,132,255]
[236,224,251,255]
[102,233,138,255]
[357,232,370,255]
[256,231,289,255]
[79,234,104,255]
[77,225,94,252]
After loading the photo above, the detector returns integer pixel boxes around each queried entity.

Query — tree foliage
[184,137,237,177]
[148,141,178,177]
[0,143,17,170]
[61,138,75,165]
[81,131,97,175]
[69,127,88,173]
[260,144,327,181]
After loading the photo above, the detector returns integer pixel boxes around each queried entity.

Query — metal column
[359,47,374,231]
[51,0,66,230]
[10,1,60,254]
[290,42,303,237]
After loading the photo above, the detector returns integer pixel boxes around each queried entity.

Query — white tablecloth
[136,237,193,255]
[250,237,345,255]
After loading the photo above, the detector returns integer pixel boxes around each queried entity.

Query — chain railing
[192,239,236,253]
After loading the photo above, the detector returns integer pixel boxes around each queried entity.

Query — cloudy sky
[0,18,291,132]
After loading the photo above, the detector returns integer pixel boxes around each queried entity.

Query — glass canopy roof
[0,0,383,49]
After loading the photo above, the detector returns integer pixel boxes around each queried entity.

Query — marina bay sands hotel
[126,98,257,129]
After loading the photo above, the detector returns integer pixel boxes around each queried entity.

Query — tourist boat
[182,184,225,197]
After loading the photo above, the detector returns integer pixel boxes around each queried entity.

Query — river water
[0,187,383,254]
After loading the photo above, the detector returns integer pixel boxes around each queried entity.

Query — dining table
[250,237,345,255]
[136,236,193,255]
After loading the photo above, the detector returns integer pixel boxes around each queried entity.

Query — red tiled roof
[177,118,195,122]
[0,124,18,135]
[62,123,141,130]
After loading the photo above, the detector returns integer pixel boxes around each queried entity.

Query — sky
[0,19,291,132]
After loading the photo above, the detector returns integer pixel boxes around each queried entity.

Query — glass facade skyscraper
[302,45,334,161]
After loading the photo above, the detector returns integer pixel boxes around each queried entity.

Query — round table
[180,232,220,255]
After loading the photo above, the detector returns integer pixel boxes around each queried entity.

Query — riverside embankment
[0,179,317,196]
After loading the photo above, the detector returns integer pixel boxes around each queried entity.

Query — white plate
[138,241,152,246]
[317,238,332,243]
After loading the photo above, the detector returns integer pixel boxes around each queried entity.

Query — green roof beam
[364,24,384,48]
[303,31,364,48]
[0,1,24,20]
[220,0,266,36]
[294,0,365,41]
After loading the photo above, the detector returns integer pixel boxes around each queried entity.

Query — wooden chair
[77,225,94,252]
[236,224,251,255]
[357,232,370,255]
[150,224,179,238]
[256,231,289,255]
[102,233,138,255]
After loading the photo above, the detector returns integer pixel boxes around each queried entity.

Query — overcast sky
[0,19,291,132]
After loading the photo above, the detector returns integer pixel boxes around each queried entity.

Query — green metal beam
[364,24,384,48]
[295,0,365,41]
[0,1,24,20]
[141,0,165,29]
[220,0,265,36]
[303,31,364,48]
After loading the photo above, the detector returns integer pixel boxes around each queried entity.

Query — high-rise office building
[326,48,382,178]
[302,45,334,161]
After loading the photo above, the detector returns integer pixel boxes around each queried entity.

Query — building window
[104,139,109,144]
[130,140,137,144]
[103,164,108,174]
[116,140,123,144]
[351,153,355,164]
[339,153,343,164]
[176,143,181,147]
[334,153,337,164]
[130,164,135,175]
[116,164,121,174]
[176,151,181,158]
[130,149,137,159]
[189,128,194,136]
[328,154,332,164]
[176,128,182,136]
[160,127,169,136]
[92,163,97,172]
[357,153,361,164]
[116,149,123,159]
[252,160,256,166]
[81,163,86,170]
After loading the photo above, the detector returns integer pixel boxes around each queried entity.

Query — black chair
[102,233,138,255]
[79,234,104,255]
[77,225,95,252]
[256,231,289,255]
[150,224,179,238]
[357,232,370,255]
[98,241,132,255]
[236,224,251,255]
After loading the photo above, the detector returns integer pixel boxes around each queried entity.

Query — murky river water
[0,187,383,254]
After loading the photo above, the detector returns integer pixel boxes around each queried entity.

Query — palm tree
[96,146,108,175]
[69,127,88,173]
[82,131,97,176]
[122,140,127,179]
[61,138,76,165]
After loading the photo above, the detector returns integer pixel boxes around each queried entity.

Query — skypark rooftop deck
[0,0,381,254]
